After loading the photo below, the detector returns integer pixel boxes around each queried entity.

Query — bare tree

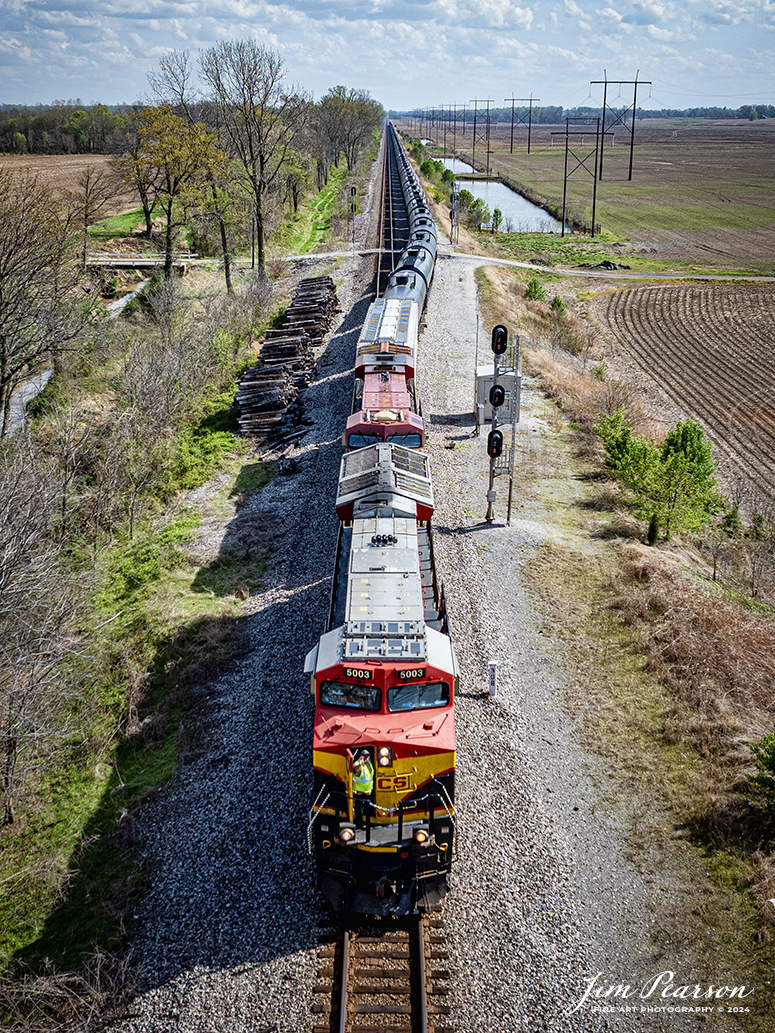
[68,163,120,270]
[199,40,311,279]
[0,434,82,824]
[40,402,93,542]
[0,170,92,438]
[316,86,383,171]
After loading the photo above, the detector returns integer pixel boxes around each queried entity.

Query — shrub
[525,277,547,301]
[594,410,721,542]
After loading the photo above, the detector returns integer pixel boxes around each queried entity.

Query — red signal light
[489,384,505,408]
[491,325,508,354]
[487,429,504,458]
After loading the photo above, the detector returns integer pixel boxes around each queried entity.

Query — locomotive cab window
[347,432,383,449]
[387,681,449,712]
[320,681,382,711]
[386,432,422,449]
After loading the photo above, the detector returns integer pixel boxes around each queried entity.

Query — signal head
[489,384,506,408]
[491,325,508,354]
[486,429,504,458]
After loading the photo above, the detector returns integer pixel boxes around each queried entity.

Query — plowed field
[0,153,136,215]
[593,283,775,503]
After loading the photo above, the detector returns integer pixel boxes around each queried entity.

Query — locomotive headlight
[378,747,393,768]
[413,828,429,844]
[339,825,356,844]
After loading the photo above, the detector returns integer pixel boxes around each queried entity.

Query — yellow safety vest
[353,759,374,794]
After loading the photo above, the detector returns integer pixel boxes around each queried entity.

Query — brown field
[590,282,775,506]
[0,153,137,216]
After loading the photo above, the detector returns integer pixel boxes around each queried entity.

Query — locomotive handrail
[309,785,455,820]
[307,788,331,853]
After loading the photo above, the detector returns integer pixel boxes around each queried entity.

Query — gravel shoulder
[107,161,748,1032]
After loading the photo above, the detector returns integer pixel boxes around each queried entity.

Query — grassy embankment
[0,349,270,973]
[274,163,351,255]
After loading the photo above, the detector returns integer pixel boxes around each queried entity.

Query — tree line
[393,103,774,124]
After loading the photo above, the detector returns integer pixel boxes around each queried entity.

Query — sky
[0,0,773,112]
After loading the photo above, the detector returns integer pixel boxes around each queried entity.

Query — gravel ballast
[107,169,745,1033]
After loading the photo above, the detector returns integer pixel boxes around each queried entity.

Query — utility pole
[590,70,651,180]
[470,98,493,172]
[505,94,540,153]
[559,116,600,237]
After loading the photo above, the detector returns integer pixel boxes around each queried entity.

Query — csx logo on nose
[378,775,411,791]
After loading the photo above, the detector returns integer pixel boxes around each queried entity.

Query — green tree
[656,420,719,538]
[467,198,489,230]
[595,411,720,543]
[524,276,546,301]
[66,109,89,150]
[138,105,228,279]
[148,50,236,292]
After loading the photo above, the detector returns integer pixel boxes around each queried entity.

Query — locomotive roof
[357,298,416,347]
[336,442,433,512]
[306,622,457,677]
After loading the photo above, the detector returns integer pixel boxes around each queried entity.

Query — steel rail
[415,916,429,1033]
[337,928,350,1033]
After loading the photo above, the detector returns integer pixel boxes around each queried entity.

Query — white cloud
[0,0,768,108]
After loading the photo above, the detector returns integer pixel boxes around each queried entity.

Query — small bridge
[86,253,197,274]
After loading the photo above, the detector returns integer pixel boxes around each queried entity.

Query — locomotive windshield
[387,681,449,712]
[347,432,383,449]
[385,432,422,448]
[320,681,382,711]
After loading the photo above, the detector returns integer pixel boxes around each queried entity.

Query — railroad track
[312,915,453,1033]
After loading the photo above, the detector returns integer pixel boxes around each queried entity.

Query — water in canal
[441,158,564,233]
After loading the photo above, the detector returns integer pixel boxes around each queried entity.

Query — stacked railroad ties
[235,276,339,440]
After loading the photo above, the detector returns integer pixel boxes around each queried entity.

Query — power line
[590,70,651,181]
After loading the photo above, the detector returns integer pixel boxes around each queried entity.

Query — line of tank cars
[305,123,459,916]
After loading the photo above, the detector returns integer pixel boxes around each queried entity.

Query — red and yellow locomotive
[305,444,457,915]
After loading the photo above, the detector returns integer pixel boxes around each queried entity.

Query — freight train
[305,123,458,916]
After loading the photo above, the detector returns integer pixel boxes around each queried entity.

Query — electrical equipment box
[476,367,521,423]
